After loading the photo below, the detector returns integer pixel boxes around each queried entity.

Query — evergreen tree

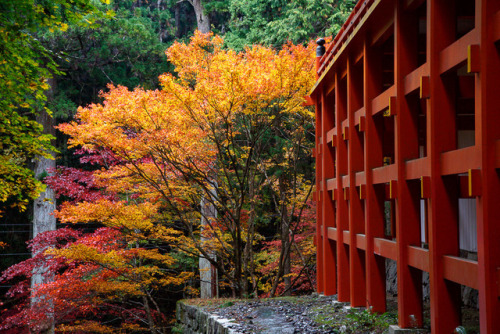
[225,0,356,49]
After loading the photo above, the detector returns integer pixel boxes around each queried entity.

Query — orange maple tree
[56,31,316,298]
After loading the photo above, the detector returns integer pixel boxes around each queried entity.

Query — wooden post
[347,55,366,307]
[394,1,423,327]
[321,86,337,296]
[336,71,350,302]
[427,0,461,332]
[363,37,386,314]
[476,0,500,332]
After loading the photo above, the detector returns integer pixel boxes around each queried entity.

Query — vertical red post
[363,38,386,313]
[427,0,461,332]
[314,40,325,294]
[336,71,350,302]
[347,56,366,307]
[315,99,324,294]
[476,0,500,332]
[322,87,337,296]
[394,1,423,327]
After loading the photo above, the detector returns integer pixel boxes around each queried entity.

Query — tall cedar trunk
[188,0,210,33]
[199,184,217,298]
[174,3,181,38]
[31,79,56,334]
[157,0,163,42]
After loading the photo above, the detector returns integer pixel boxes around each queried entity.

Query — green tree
[0,0,104,213]
[224,0,355,49]
[41,1,171,114]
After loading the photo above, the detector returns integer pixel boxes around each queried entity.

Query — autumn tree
[258,115,316,296]
[1,224,192,333]
[257,200,316,297]
[1,147,194,333]
[57,31,316,297]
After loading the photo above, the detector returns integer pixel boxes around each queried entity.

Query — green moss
[310,304,398,333]
[219,301,235,308]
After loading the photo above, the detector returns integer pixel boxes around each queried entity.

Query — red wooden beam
[440,146,480,175]
[327,227,337,241]
[326,178,337,191]
[356,234,367,251]
[404,63,428,95]
[355,171,366,186]
[343,230,350,245]
[326,127,336,145]
[442,255,478,290]
[407,246,429,272]
[372,164,397,184]
[439,29,479,74]
[371,85,395,115]
[373,238,397,261]
[427,0,462,331]
[405,157,429,180]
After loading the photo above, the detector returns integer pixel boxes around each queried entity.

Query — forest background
[0,0,355,332]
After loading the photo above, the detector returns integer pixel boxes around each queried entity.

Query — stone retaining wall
[175,301,240,334]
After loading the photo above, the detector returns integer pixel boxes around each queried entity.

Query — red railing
[317,0,374,76]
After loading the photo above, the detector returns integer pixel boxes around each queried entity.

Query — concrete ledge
[176,301,241,334]
[388,325,427,334]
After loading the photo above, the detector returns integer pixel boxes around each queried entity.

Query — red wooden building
[310,0,500,332]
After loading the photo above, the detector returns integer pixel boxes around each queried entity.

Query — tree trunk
[142,295,157,334]
[188,0,210,33]
[234,220,242,297]
[243,170,257,297]
[269,177,292,297]
[281,181,291,295]
[31,79,56,334]
[199,183,217,298]
[157,0,163,42]
[174,3,181,38]
[282,223,292,296]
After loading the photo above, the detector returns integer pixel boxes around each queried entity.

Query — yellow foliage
[56,31,316,301]
[58,321,121,333]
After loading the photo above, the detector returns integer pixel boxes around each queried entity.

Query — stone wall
[175,301,240,334]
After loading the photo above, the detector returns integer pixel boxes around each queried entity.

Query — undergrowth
[311,304,398,333]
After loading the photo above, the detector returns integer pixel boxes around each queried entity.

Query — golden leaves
[55,31,317,302]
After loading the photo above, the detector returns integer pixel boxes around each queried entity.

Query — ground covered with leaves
[181,294,399,334]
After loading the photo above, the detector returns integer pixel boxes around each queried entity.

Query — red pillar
[321,87,337,296]
[476,0,500,332]
[394,1,423,327]
[315,97,324,294]
[427,0,462,332]
[336,71,350,302]
[347,56,366,307]
[363,38,386,313]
